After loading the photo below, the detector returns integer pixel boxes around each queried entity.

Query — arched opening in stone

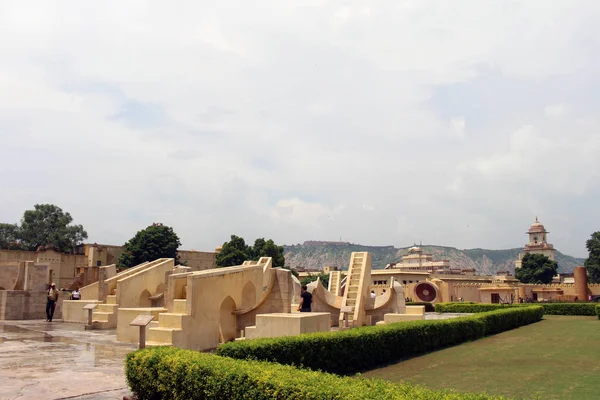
[241,281,256,310]
[138,289,152,307]
[219,296,237,343]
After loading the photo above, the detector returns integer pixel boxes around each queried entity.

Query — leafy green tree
[216,235,287,268]
[216,235,252,267]
[0,223,21,249]
[251,238,285,268]
[18,204,88,252]
[515,253,558,284]
[118,223,181,268]
[584,231,600,283]
[301,272,329,289]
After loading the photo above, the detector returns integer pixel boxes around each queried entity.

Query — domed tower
[515,217,556,269]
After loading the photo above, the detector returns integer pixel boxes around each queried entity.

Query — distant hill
[283,241,585,274]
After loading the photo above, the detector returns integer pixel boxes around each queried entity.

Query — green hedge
[216,307,543,375]
[126,347,507,400]
[435,302,598,316]
[406,302,436,312]
[596,304,600,320]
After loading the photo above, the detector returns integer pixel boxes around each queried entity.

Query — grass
[363,316,600,400]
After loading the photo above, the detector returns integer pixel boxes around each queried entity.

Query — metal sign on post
[129,315,155,349]
[83,303,98,329]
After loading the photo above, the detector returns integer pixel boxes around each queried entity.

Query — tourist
[71,288,81,300]
[46,283,59,322]
[370,290,376,299]
[297,285,312,312]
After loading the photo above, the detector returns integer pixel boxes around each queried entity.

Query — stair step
[148,327,182,344]
[92,312,111,322]
[106,295,118,305]
[97,304,119,313]
[145,341,173,347]
[158,313,187,329]
[172,299,187,314]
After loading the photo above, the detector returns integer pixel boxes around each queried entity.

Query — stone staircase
[339,252,370,326]
[328,270,342,296]
[146,299,190,347]
[91,293,119,329]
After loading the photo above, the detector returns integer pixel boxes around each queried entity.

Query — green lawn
[363,316,600,400]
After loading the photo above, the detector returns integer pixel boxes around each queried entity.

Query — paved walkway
[0,320,136,400]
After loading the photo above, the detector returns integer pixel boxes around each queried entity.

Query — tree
[216,235,286,268]
[18,204,88,252]
[300,272,329,289]
[216,235,252,267]
[118,223,181,268]
[251,238,285,268]
[515,253,558,284]
[584,231,600,283]
[0,223,21,249]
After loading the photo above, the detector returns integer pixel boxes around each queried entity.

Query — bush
[126,347,507,400]
[216,307,542,375]
[435,302,598,316]
[406,302,436,312]
[435,303,508,313]
[541,303,599,316]
[596,304,600,320]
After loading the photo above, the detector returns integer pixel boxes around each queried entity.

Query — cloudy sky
[1,1,599,257]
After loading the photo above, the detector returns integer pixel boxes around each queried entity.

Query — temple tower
[515,217,556,269]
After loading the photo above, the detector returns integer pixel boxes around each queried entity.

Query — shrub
[435,302,598,316]
[216,307,542,375]
[435,303,509,313]
[540,303,598,316]
[126,347,507,400]
[596,304,600,320]
[406,302,436,312]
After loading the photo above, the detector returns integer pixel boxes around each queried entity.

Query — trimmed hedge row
[435,302,599,316]
[126,346,508,400]
[216,307,543,375]
[596,304,600,320]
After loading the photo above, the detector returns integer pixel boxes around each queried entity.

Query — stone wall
[0,262,22,290]
[178,250,216,271]
[0,290,64,320]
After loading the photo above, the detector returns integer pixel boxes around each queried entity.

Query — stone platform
[245,312,331,339]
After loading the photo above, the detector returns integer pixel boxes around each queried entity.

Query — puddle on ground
[0,322,135,366]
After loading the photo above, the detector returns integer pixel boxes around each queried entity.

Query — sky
[0,1,599,258]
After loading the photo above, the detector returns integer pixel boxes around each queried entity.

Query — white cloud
[451,117,466,139]
[544,104,568,118]
[0,0,599,258]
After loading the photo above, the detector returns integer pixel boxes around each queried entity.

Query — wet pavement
[0,320,137,400]
[424,312,474,320]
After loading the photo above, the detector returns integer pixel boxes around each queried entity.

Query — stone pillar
[97,267,108,301]
[574,266,588,301]
[518,286,526,300]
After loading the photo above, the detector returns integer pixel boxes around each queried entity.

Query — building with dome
[515,217,556,269]
[384,245,450,272]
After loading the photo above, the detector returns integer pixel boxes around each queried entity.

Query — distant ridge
[283,241,584,275]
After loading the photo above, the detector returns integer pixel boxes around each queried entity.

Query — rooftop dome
[528,217,547,233]
[408,246,422,254]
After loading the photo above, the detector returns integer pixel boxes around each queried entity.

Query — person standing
[297,285,312,312]
[71,287,81,300]
[46,283,59,322]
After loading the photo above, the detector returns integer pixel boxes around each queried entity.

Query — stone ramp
[339,252,371,326]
